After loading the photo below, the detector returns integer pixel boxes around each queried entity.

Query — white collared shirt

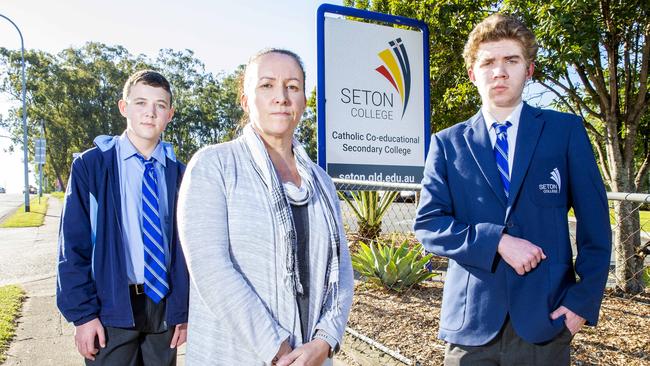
[482,102,523,176]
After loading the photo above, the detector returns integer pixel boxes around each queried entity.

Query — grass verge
[0,196,49,228]
[0,285,25,363]
[50,191,64,201]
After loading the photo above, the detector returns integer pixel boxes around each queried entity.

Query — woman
[177,49,354,366]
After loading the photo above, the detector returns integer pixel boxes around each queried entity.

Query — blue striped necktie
[139,156,169,303]
[493,121,512,199]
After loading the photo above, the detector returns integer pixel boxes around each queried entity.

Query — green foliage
[159,50,244,162]
[352,238,436,292]
[0,43,244,189]
[0,44,134,191]
[502,0,650,192]
[338,190,399,240]
[0,285,25,363]
[295,88,317,161]
[0,41,318,190]
[503,0,650,293]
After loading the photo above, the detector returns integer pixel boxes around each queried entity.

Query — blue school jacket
[57,135,189,328]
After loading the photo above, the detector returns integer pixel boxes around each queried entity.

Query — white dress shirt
[482,102,524,177]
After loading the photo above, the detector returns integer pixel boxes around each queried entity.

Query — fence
[333,178,650,301]
[334,177,649,364]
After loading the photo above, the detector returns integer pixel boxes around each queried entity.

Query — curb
[0,205,20,225]
[341,327,416,366]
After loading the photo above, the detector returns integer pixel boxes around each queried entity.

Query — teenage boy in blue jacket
[57,70,189,365]
[414,14,611,365]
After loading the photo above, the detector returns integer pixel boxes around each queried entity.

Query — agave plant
[351,237,437,292]
[338,190,399,241]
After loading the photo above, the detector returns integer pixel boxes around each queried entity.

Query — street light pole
[0,14,30,212]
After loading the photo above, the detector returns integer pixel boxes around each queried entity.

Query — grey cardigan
[177,138,354,365]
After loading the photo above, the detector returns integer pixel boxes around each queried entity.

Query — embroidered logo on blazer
[539,168,561,194]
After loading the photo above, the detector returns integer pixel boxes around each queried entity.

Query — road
[0,193,25,222]
[0,194,59,287]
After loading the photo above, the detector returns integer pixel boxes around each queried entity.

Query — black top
[290,203,310,344]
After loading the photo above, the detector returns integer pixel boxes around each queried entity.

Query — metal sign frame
[316,3,430,182]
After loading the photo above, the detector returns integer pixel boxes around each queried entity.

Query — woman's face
[241,52,306,141]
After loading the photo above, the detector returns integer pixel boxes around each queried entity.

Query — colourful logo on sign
[375,38,411,118]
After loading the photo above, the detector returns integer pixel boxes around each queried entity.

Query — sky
[0,0,344,192]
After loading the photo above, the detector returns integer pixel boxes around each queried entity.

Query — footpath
[0,197,188,365]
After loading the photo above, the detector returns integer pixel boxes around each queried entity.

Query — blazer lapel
[506,104,544,218]
[165,158,178,244]
[105,147,123,233]
[463,111,508,207]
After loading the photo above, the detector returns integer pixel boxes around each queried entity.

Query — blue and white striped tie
[493,122,512,199]
[139,157,169,303]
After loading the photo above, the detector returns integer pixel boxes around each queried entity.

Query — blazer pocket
[527,161,567,208]
[439,267,470,331]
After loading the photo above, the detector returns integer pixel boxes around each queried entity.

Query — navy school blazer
[56,135,189,328]
[414,103,611,345]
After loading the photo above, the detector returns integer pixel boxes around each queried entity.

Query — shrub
[338,190,399,241]
[351,237,437,292]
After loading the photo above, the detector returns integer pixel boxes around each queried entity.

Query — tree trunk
[613,200,645,293]
[56,173,64,192]
[50,159,66,192]
[603,116,645,294]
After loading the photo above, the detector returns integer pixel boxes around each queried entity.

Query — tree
[155,49,243,163]
[295,88,317,161]
[0,43,245,189]
[504,0,650,293]
[0,43,140,190]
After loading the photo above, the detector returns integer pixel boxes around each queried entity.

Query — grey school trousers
[444,318,573,366]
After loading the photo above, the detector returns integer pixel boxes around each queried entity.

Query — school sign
[317,4,430,184]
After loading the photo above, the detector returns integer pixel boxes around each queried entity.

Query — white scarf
[241,123,341,314]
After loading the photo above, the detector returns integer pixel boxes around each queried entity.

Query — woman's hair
[238,48,306,126]
[462,13,538,70]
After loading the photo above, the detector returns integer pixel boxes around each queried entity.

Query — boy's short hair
[463,13,538,69]
[122,70,173,106]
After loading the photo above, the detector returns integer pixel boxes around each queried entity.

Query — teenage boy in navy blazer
[57,70,189,365]
[414,14,611,365]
